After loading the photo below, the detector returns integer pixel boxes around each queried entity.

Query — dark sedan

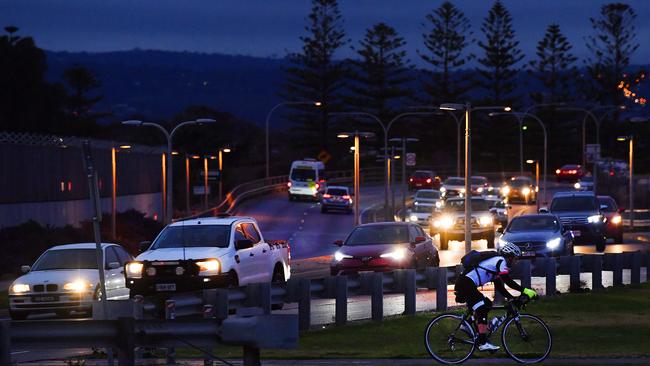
[497,214,574,258]
[330,222,439,275]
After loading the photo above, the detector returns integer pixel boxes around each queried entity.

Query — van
[288,159,326,201]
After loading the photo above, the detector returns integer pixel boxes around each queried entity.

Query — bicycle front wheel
[424,314,476,364]
[501,314,552,364]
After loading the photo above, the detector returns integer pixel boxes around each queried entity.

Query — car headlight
[522,187,531,196]
[574,182,581,189]
[477,187,484,193]
[434,216,454,229]
[11,284,30,294]
[611,215,622,225]
[409,214,419,222]
[440,187,446,192]
[546,237,561,250]
[435,201,443,208]
[501,186,510,196]
[63,280,93,292]
[196,259,220,276]
[125,262,144,279]
[334,251,352,261]
[588,214,604,224]
[380,248,407,261]
[479,215,493,227]
[460,188,466,194]
[414,201,419,206]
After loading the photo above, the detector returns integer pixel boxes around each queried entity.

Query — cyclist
[454,243,538,351]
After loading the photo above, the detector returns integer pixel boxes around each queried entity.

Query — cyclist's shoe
[478,342,500,352]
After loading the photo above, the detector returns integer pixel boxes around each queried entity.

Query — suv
[546,192,607,251]
[430,197,496,250]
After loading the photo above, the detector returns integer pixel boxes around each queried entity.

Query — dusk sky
[2,0,650,67]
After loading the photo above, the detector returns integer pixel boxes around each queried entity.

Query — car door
[103,246,123,300]
[243,222,271,283]
[233,223,255,285]
[112,246,133,299]
[408,225,426,261]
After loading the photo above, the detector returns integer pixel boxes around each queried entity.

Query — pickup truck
[125,216,290,297]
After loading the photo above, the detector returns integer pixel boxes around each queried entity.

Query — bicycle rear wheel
[424,314,476,364]
[501,314,552,364]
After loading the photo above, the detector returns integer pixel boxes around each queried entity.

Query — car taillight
[569,170,577,174]
[323,194,332,198]
[342,195,351,200]
[319,179,326,183]
[409,178,413,182]
[315,183,320,190]
[609,170,615,176]
[426,178,432,183]
[287,182,292,188]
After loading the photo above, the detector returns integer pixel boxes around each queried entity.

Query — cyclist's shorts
[454,275,487,310]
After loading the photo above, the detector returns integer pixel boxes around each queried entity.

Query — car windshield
[416,191,440,199]
[471,177,487,185]
[444,178,464,186]
[562,165,579,170]
[291,168,316,181]
[413,171,432,178]
[581,177,593,182]
[489,200,506,209]
[413,204,435,213]
[445,199,490,212]
[151,225,231,249]
[32,249,98,270]
[510,178,530,187]
[327,188,347,196]
[345,225,409,245]
[508,216,559,232]
[550,196,597,212]
[598,198,618,212]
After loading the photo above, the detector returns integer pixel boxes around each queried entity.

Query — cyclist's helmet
[499,242,522,257]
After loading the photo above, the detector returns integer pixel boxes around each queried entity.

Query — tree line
[283,0,645,171]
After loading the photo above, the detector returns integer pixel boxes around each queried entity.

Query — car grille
[559,216,588,226]
[455,217,480,229]
[513,241,547,250]
[32,284,58,292]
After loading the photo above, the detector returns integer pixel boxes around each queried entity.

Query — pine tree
[63,65,102,119]
[584,3,639,105]
[346,22,413,131]
[418,1,474,104]
[529,23,577,104]
[283,0,347,153]
[476,0,524,106]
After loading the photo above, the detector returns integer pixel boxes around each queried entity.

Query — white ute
[125,216,290,297]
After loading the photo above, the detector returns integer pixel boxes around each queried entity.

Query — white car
[440,177,466,198]
[126,216,291,297]
[8,243,132,320]
[413,189,443,209]
[407,202,436,227]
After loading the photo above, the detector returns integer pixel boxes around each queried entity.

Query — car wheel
[228,271,239,288]
[271,266,285,310]
[9,310,28,320]
[596,238,607,252]
[439,233,449,251]
[486,232,496,248]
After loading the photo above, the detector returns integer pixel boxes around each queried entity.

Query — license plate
[522,251,536,257]
[32,296,58,302]
[155,283,177,292]
[571,230,581,237]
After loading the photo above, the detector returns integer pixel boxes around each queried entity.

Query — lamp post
[218,147,231,203]
[439,103,511,254]
[331,111,438,221]
[527,159,540,211]
[338,131,374,226]
[389,137,419,222]
[122,118,215,223]
[265,101,321,178]
[617,135,634,228]
[109,144,132,241]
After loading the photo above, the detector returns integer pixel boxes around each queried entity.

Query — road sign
[406,153,416,166]
[585,144,601,163]
[317,150,331,164]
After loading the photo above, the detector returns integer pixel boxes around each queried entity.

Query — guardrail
[137,251,649,332]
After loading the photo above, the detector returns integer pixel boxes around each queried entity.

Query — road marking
[11,351,29,355]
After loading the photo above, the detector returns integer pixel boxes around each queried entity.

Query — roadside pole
[401,139,406,222]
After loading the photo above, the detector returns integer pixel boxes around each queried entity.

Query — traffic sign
[317,150,331,164]
[585,144,601,163]
[406,153,416,166]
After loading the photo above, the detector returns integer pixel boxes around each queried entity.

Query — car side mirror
[334,239,344,247]
[139,241,151,253]
[235,239,254,251]
[496,227,504,234]
[20,265,30,274]
[600,204,608,210]
[107,262,120,270]
[538,207,549,214]
[618,207,626,214]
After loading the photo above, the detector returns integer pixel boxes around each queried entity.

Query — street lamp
[218,147,231,203]
[490,111,548,205]
[617,135,634,228]
[389,137,419,222]
[110,144,131,240]
[526,159,540,211]
[265,101,321,178]
[122,118,216,223]
[337,131,374,226]
[439,103,511,254]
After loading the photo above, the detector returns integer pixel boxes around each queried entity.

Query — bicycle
[424,296,552,364]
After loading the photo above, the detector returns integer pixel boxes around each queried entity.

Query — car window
[291,168,316,181]
[345,225,410,245]
[444,178,464,185]
[416,191,440,199]
[105,247,120,266]
[114,246,132,264]
[408,225,419,241]
[151,225,231,249]
[327,188,348,196]
[550,196,597,212]
[318,169,326,180]
[32,249,98,270]
[507,216,559,232]
[413,171,432,178]
[416,226,426,237]
[243,223,261,244]
[234,224,246,242]
[598,197,618,212]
